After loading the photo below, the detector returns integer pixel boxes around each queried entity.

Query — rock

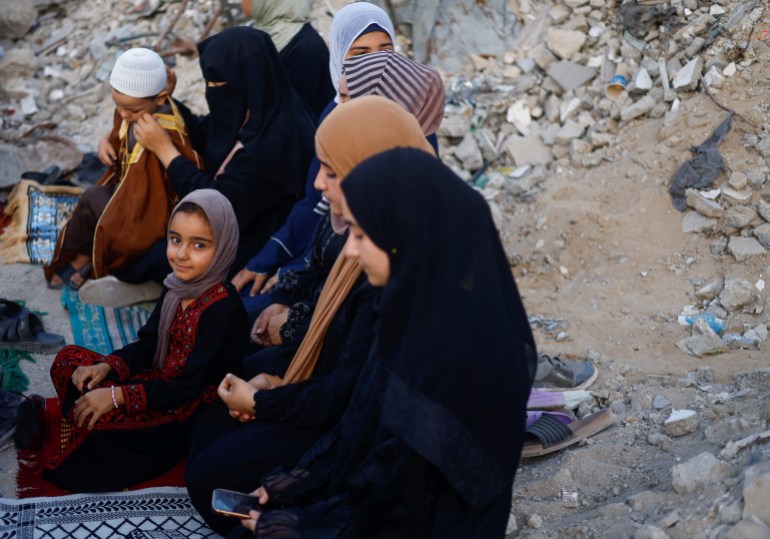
[721,186,753,206]
[633,525,670,539]
[676,334,726,357]
[664,409,699,437]
[729,171,749,190]
[672,57,704,92]
[727,237,766,263]
[504,132,553,166]
[682,211,717,234]
[748,169,768,189]
[620,96,655,121]
[546,28,587,60]
[527,513,544,529]
[757,138,770,158]
[696,276,724,300]
[556,121,585,145]
[647,432,673,451]
[724,62,737,77]
[686,189,724,217]
[547,60,597,92]
[436,114,471,138]
[753,224,770,249]
[633,68,653,91]
[652,395,671,410]
[743,464,770,527]
[757,200,770,222]
[0,48,37,81]
[453,133,483,171]
[658,509,680,528]
[724,206,758,230]
[0,142,30,188]
[720,278,760,311]
[671,452,732,494]
[0,0,37,39]
[724,520,770,539]
[720,499,744,525]
[530,43,558,71]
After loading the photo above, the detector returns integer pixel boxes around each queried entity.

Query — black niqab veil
[339,148,537,507]
[196,27,315,198]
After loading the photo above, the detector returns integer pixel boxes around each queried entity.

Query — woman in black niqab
[129,27,316,281]
[244,148,537,538]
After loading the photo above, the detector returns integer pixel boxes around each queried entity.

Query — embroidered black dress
[44,283,247,492]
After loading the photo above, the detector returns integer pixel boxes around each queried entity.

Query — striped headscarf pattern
[342,50,445,136]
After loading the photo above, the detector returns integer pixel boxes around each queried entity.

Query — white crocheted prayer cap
[109,48,167,98]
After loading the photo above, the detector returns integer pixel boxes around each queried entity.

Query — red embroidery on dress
[46,285,230,469]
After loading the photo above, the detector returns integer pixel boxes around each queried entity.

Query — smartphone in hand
[211,488,267,519]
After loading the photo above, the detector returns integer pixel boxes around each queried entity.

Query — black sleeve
[166,150,288,235]
[172,99,209,152]
[253,285,378,429]
[125,291,248,413]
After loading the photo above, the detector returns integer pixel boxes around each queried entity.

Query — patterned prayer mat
[0,487,218,538]
[0,180,83,265]
[18,399,186,499]
[61,287,154,355]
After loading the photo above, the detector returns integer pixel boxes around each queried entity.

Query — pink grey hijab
[153,189,239,369]
[342,50,445,136]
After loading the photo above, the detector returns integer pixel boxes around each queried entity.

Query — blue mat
[61,287,154,355]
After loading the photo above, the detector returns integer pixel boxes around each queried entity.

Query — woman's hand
[248,373,282,390]
[72,363,112,392]
[250,303,289,347]
[239,487,269,532]
[218,373,257,421]
[134,113,181,167]
[97,133,116,166]
[73,387,115,429]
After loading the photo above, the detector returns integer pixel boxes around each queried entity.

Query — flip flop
[68,261,92,291]
[521,408,616,458]
[48,263,77,290]
[0,310,65,353]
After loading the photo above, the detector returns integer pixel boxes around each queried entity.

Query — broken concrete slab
[547,60,597,92]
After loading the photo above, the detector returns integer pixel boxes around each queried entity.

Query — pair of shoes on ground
[522,354,611,457]
[0,390,45,450]
[78,276,163,308]
[0,299,65,352]
[47,262,92,291]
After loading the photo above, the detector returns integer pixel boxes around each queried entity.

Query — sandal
[521,408,616,458]
[68,261,92,291]
[21,165,62,186]
[0,310,65,353]
[527,388,593,411]
[0,299,26,320]
[48,262,92,291]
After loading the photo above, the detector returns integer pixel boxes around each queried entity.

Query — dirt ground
[1,0,769,537]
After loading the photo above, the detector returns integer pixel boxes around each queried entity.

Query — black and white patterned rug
[0,487,220,538]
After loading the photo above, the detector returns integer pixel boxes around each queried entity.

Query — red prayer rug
[17,398,186,498]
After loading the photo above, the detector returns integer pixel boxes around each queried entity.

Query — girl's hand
[239,488,269,532]
[73,387,115,429]
[250,304,289,347]
[134,114,180,167]
[218,373,257,421]
[72,363,112,392]
[97,133,116,166]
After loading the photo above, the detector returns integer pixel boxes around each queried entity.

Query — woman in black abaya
[236,148,538,538]
[124,27,316,283]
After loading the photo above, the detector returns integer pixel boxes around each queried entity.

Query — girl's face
[345,31,393,59]
[166,211,216,282]
[313,153,345,216]
[341,199,390,286]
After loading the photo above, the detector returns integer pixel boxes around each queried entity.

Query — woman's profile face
[344,31,393,59]
[341,198,390,287]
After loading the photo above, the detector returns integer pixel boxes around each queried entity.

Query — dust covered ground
[1,1,769,538]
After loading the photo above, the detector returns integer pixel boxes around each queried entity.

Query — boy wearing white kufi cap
[44,48,202,295]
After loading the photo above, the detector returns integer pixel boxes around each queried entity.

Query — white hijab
[328,2,395,100]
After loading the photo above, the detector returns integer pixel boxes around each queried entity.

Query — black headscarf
[340,148,538,507]
[196,27,315,198]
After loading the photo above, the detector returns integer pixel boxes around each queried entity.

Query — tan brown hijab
[282,96,434,384]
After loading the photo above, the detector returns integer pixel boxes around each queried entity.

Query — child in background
[43,189,248,493]
[44,47,201,296]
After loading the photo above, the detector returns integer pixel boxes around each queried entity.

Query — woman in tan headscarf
[185,96,436,536]
[242,0,334,118]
